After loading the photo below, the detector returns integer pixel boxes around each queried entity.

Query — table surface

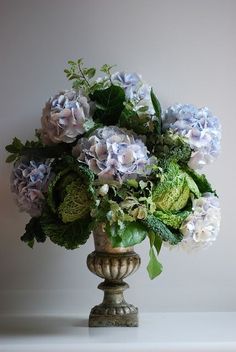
[0,312,236,352]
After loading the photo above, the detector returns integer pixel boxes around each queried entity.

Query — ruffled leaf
[154,210,190,229]
[21,217,46,248]
[41,209,91,250]
[141,215,183,245]
[152,162,190,211]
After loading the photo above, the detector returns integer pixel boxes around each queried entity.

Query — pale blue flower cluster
[111,72,155,115]
[111,72,142,100]
[72,126,155,183]
[180,193,221,251]
[162,104,221,169]
[11,159,52,217]
[40,90,95,144]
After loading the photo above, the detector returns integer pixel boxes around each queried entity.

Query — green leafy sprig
[5,136,73,164]
[64,58,115,94]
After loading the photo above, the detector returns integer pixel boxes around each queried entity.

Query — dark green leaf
[148,231,162,254]
[119,107,155,135]
[154,133,192,169]
[184,166,215,195]
[5,145,18,153]
[107,221,147,248]
[141,215,183,245]
[6,154,17,163]
[147,247,163,279]
[41,210,91,250]
[77,58,83,65]
[27,239,35,248]
[150,88,162,134]
[91,85,125,125]
[150,89,162,118]
[154,234,162,254]
[47,156,95,215]
[5,137,23,154]
[21,217,47,248]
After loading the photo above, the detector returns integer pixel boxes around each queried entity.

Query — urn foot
[87,251,141,327]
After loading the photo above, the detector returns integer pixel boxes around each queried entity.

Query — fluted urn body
[87,223,141,327]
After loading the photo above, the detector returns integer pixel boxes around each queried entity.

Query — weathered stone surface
[87,250,141,327]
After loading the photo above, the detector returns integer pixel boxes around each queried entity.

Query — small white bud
[99,184,109,196]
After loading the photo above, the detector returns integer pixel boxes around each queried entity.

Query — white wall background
[0,0,235,315]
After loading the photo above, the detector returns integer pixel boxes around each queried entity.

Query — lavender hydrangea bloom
[11,159,52,217]
[111,72,155,115]
[40,89,95,144]
[133,84,155,115]
[180,193,221,251]
[111,72,142,100]
[72,126,156,183]
[162,104,221,169]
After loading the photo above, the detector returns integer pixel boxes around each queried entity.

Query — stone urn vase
[87,223,141,327]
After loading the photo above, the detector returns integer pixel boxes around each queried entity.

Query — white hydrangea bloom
[180,193,221,251]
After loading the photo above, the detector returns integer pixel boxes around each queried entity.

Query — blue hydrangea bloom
[162,104,221,169]
[11,159,52,217]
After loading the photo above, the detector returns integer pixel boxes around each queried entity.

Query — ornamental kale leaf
[40,208,92,250]
[141,215,183,245]
[152,162,190,211]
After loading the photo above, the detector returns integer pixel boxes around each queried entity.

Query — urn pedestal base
[87,251,140,327]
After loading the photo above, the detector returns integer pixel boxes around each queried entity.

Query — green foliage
[47,168,70,213]
[152,162,190,211]
[150,89,162,134]
[154,210,190,229]
[40,209,91,250]
[118,90,162,146]
[185,173,201,198]
[146,231,163,279]
[64,58,96,93]
[91,85,125,125]
[141,215,183,245]
[147,247,163,279]
[64,58,115,94]
[21,217,46,248]
[100,63,116,76]
[106,221,147,247]
[184,166,215,195]
[155,132,191,169]
[5,136,73,163]
[119,105,156,135]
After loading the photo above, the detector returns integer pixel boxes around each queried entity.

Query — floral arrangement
[6,59,221,279]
